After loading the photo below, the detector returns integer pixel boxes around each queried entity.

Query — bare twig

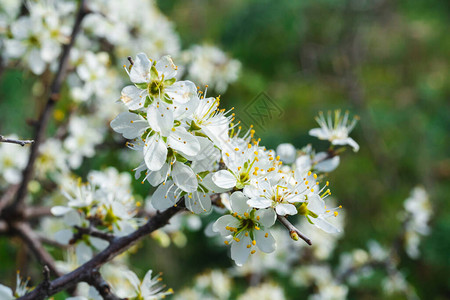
[24,206,52,220]
[87,269,123,300]
[38,235,70,249]
[0,220,7,232]
[0,135,34,146]
[14,222,62,277]
[277,215,312,246]
[6,0,89,214]
[71,226,116,243]
[19,199,186,300]
[0,184,19,211]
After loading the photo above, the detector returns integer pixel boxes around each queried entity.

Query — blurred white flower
[276,143,296,164]
[0,135,28,184]
[182,44,241,93]
[309,110,359,152]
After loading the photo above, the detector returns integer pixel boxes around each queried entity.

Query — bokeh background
[1,0,449,299]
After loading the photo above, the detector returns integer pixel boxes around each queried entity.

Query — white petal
[167,126,200,156]
[315,156,340,172]
[200,173,230,193]
[147,103,173,136]
[0,285,13,300]
[29,49,46,75]
[110,112,148,139]
[155,55,177,79]
[172,162,198,193]
[275,203,297,216]
[255,208,276,227]
[151,181,178,211]
[313,217,340,234]
[76,242,93,265]
[121,85,146,110]
[147,163,169,186]
[309,128,326,139]
[165,81,197,104]
[247,197,272,209]
[54,229,73,245]
[255,229,276,253]
[230,233,252,266]
[212,170,236,189]
[143,134,167,171]
[123,270,141,291]
[186,191,212,214]
[230,191,251,215]
[307,194,326,215]
[51,206,72,216]
[212,215,239,236]
[130,53,150,84]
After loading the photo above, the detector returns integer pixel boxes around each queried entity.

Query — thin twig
[19,199,186,300]
[24,206,52,220]
[0,135,34,146]
[7,0,89,214]
[14,222,62,277]
[87,269,122,300]
[277,215,312,246]
[71,226,116,243]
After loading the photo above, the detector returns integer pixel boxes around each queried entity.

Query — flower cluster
[110,53,360,265]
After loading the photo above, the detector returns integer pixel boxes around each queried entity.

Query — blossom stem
[0,135,34,146]
[277,215,312,246]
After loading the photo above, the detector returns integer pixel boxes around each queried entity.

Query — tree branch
[71,226,116,244]
[0,135,34,146]
[86,269,123,300]
[14,222,62,277]
[6,0,89,214]
[277,215,312,246]
[19,199,186,300]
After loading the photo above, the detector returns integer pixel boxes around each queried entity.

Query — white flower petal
[147,104,173,136]
[255,228,276,253]
[167,126,200,156]
[121,85,146,110]
[255,208,276,227]
[212,170,236,189]
[155,55,177,79]
[247,197,272,209]
[130,53,151,84]
[172,162,198,193]
[143,134,167,171]
[212,215,239,236]
[51,206,72,216]
[312,217,340,234]
[230,191,251,215]
[151,181,178,211]
[165,81,197,104]
[230,233,252,266]
[275,203,297,216]
[110,112,148,139]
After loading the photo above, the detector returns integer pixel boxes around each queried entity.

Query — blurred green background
[1,0,449,299]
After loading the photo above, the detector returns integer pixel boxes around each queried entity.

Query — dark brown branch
[24,206,52,219]
[19,199,185,300]
[6,0,89,214]
[0,135,34,146]
[71,226,116,243]
[14,222,62,277]
[86,269,123,300]
[38,235,70,249]
[0,184,19,212]
[277,215,312,246]
[0,220,7,232]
